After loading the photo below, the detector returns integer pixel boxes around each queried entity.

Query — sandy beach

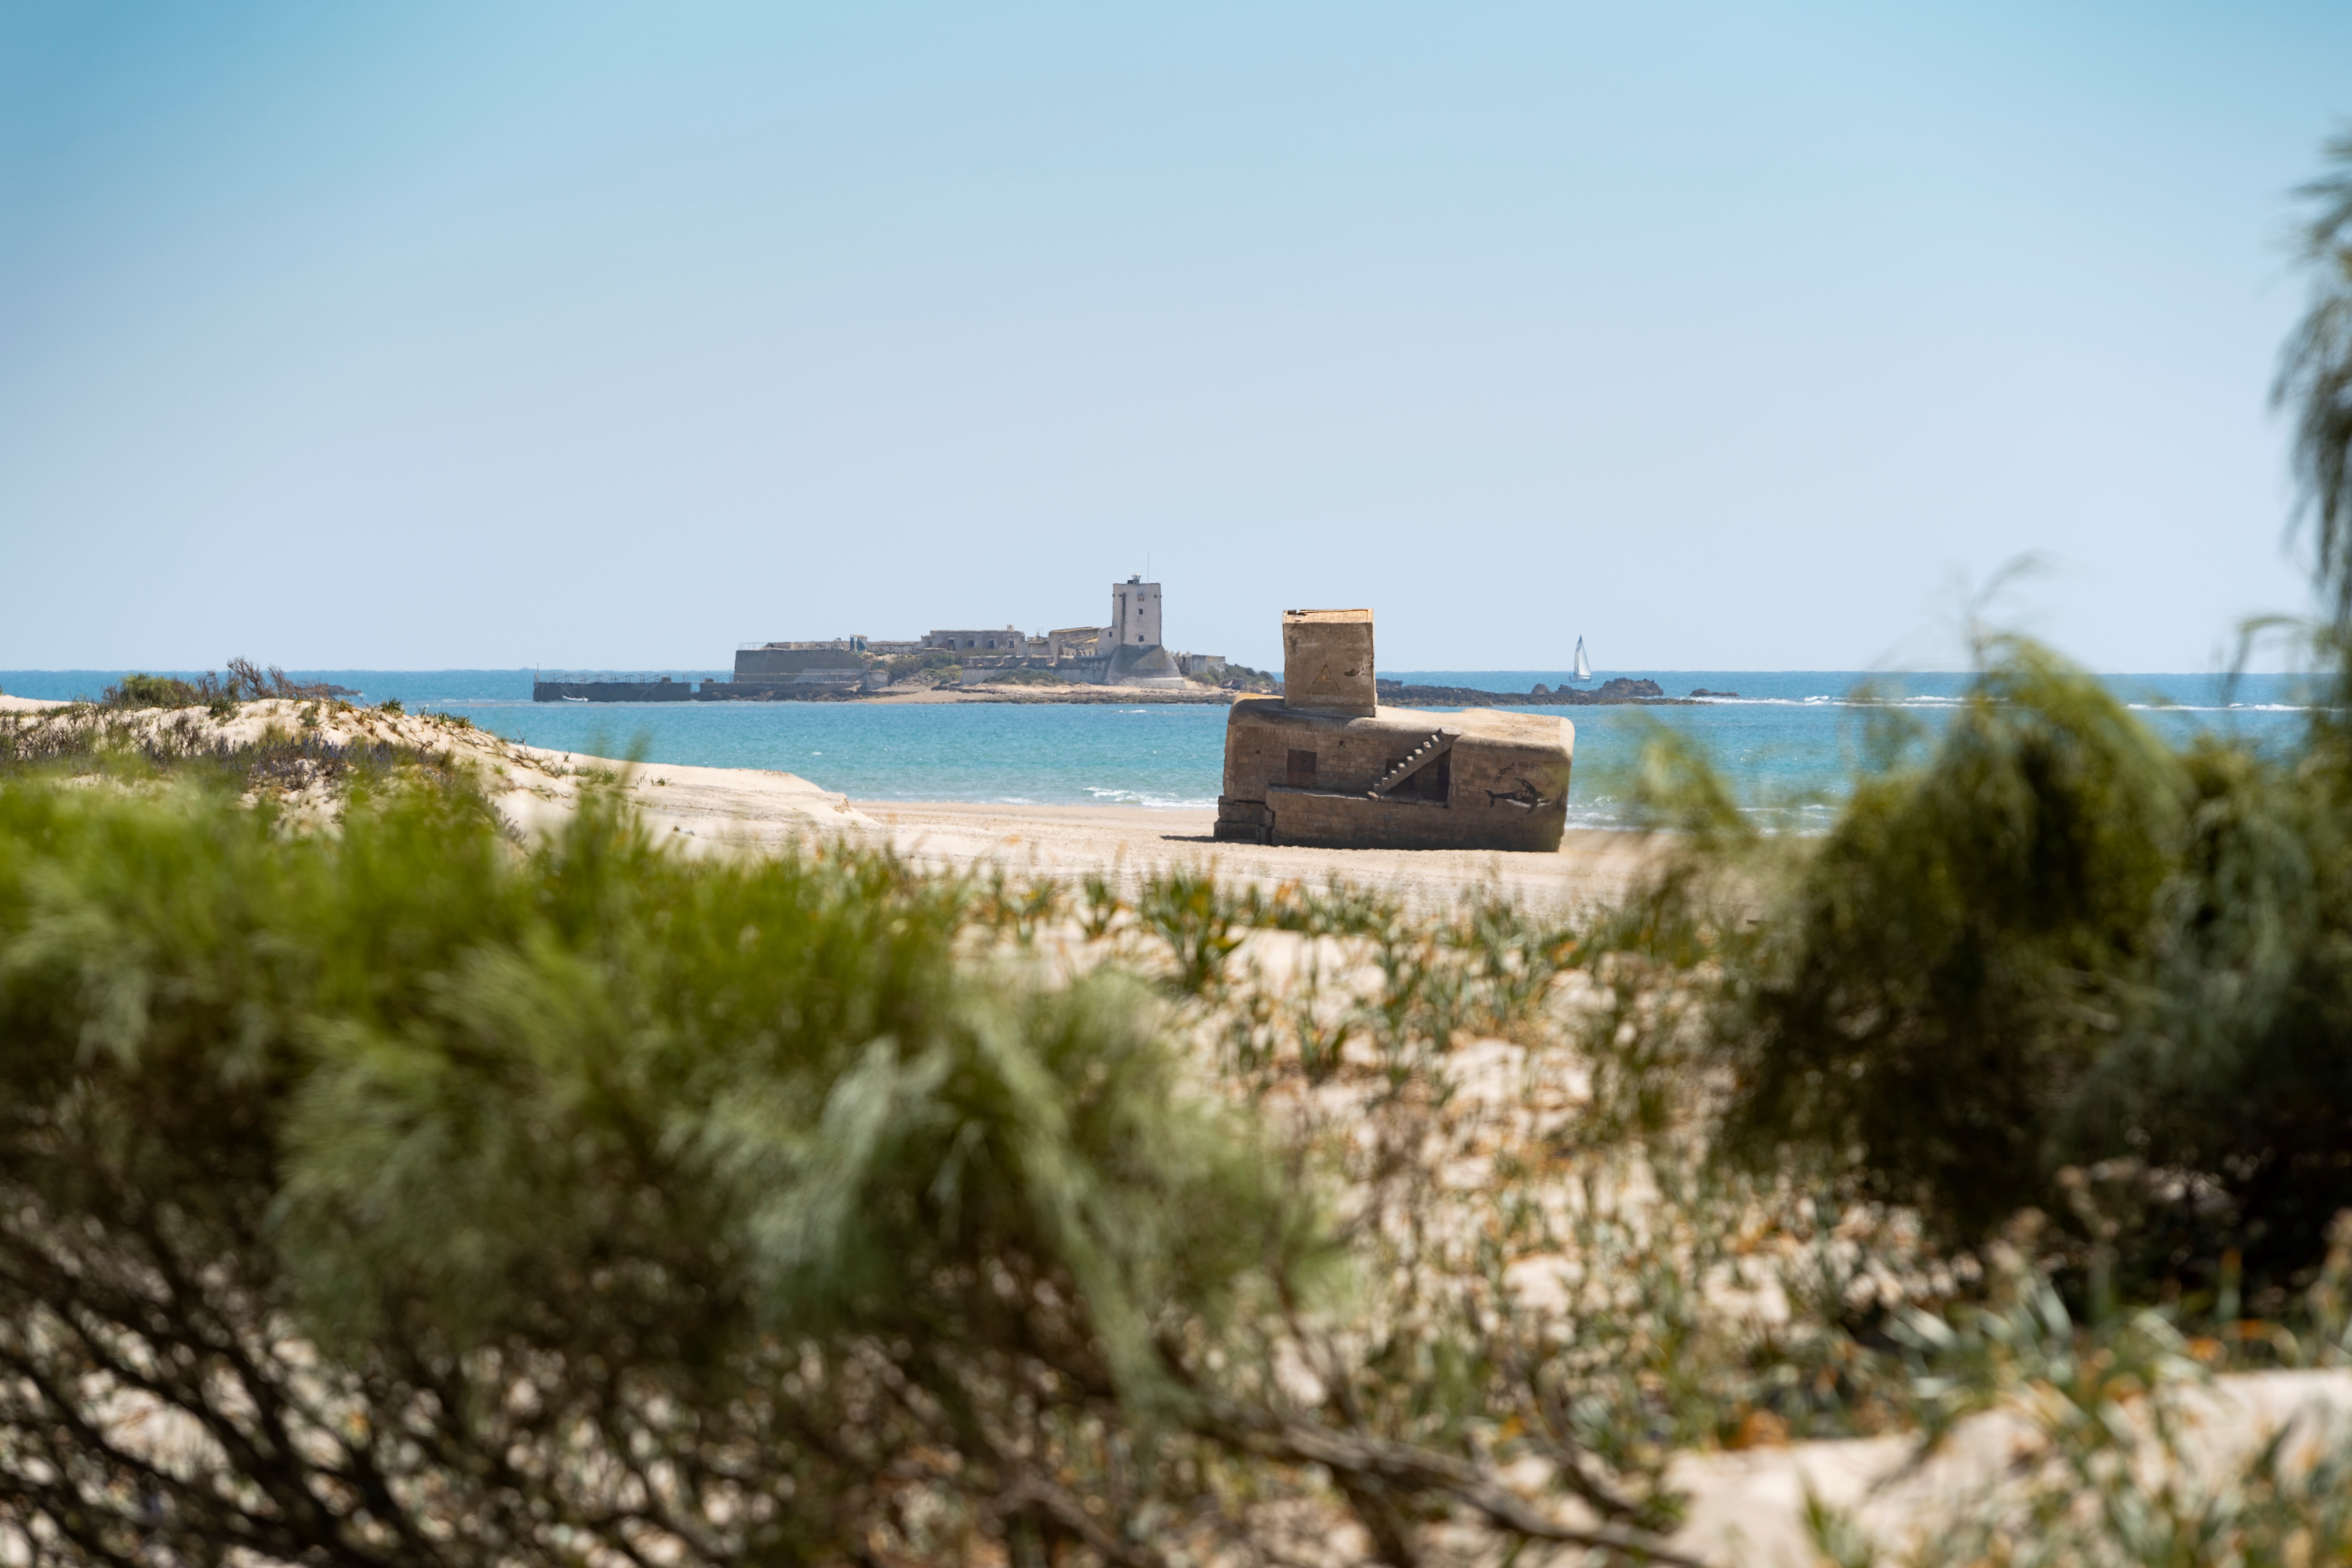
[527,768,1659,910]
[491,740,1657,909]
[853,797,1660,908]
[0,700,1655,906]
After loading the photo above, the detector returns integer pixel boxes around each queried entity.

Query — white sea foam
[2127,703,2311,713]
[1084,785,1216,809]
[1673,694,1967,708]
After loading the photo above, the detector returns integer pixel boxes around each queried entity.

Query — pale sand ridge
[0,699,875,846]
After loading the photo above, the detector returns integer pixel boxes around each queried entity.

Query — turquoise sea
[2,668,2317,830]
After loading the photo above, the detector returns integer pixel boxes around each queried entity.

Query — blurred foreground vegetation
[6,683,2352,1564]
[0,776,1764,1567]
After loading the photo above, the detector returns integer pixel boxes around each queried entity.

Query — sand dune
[0,699,874,845]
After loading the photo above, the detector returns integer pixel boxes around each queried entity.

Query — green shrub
[1135,864,1253,994]
[1718,640,2189,1239]
[0,777,1734,1566]
[0,781,1333,1564]
[2062,735,2352,1286]
[103,670,206,707]
[882,646,968,681]
[98,659,337,710]
[1217,663,1279,691]
[1699,635,2352,1290]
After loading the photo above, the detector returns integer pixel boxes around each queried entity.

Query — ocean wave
[1083,786,1217,809]
[1676,694,1970,708]
[2125,702,2313,713]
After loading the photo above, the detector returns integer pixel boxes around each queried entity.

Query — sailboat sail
[1572,637,1592,682]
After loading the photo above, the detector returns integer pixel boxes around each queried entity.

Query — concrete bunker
[1213,609,1575,851]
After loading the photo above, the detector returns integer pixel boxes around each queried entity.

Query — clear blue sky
[2,2,2346,672]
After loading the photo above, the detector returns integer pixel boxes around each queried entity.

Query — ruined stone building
[921,628,1040,655]
[1213,609,1574,850]
[931,579,1213,690]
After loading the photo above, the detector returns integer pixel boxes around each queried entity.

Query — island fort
[534,578,1230,702]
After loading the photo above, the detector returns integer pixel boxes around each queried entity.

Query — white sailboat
[1572,637,1592,683]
